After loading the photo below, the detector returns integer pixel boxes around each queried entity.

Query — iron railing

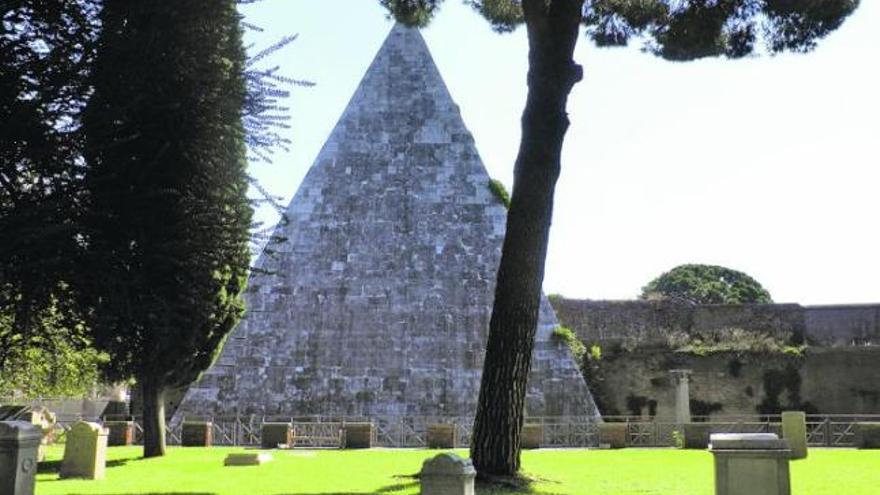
[37,413,880,448]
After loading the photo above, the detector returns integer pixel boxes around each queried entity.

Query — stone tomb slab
[261,422,293,449]
[104,421,134,447]
[598,423,627,449]
[224,453,273,466]
[60,421,108,480]
[854,422,880,449]
[521,424,542,449]
[181,421,213,447]
[342,423,372,449]
[710,433,791,495]
[427,424,456,449]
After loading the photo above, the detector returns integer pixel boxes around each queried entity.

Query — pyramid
[175,24,599,420]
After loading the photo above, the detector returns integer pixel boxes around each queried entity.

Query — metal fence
[36,413,880,448]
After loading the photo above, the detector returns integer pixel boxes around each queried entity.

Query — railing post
[824,418,831,447]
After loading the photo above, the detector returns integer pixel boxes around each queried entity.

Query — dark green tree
[381,0,858,477]
[642,264,773,304]
[0,1,99,376]
[82,0,252,457]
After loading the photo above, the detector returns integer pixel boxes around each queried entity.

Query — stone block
[261,422,292,449]
[598,423,627,449]
[104,421,134,447]
[60,421,108,480]
[521,424,542,449]
[710,433,791,495]
[853,422,880,449]
[427,424,456,449]
[780,411,807,460]
[181,421,213,447]
[420,452,476,495]
[343,423,372,449]
[224,453,273,466]
[682,423,712,449]
[0,421,42,495]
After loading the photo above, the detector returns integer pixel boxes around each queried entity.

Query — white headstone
[420,453,476,495]
[60,421,108,480]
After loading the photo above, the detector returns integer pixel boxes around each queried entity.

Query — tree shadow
[38,456,142,475]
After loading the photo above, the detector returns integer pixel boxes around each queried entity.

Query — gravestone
[521,424,542,449]
[224,452,273,466]
[420,452,476,495]
[181,421,213,447]
[427,424,456,449]
[261,422,292,449]
[104,421,134,446]
[780,411,807,459]
[682,423,712,449]
[0,421,42,495]
[598,423,627,449]
[342,423,372,449]
[670,370,692,424]
[710,433,791,495]
[60,421,108,480]
[854,422,880,449]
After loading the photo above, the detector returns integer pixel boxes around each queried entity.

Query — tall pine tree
[82,0,252,457]
[381,0,859,476]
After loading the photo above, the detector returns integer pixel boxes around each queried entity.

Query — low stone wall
[551,298,880,348]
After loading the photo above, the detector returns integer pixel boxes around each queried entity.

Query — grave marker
[420,452,476,495]
[710,433,791,495]
[0,421,42,495]
[60,421,108,480]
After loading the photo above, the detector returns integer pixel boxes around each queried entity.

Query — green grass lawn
[36,446,879,495]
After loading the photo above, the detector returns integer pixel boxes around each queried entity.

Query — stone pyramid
[175,24,599,420]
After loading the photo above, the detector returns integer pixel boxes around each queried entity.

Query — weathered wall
[553,298,880,417]
[804,305,880,346]
[552,298,880,347]
[583,348,880,417]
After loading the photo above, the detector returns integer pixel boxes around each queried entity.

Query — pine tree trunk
[141,376,166,458]
[471,0,585,477]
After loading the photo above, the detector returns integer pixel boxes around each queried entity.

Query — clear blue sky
[240,1,879,305]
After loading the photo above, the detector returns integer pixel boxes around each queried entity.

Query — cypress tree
[82,0,252,457]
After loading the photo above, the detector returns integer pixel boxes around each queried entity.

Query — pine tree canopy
[381,0,859,59]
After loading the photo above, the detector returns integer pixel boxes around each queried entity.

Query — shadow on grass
[270,475,566,495]
[62,493,216,495]
[38,456,143,475]
[270,478,420,495]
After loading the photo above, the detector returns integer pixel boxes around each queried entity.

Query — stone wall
[551,298,880,348]
[804,304,880,346]
[583,347,880,417]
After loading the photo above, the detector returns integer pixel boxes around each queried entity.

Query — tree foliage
[0,289,108,398]
[0,0,99,376]
[81,0,252,457]
[642,264,773,304]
